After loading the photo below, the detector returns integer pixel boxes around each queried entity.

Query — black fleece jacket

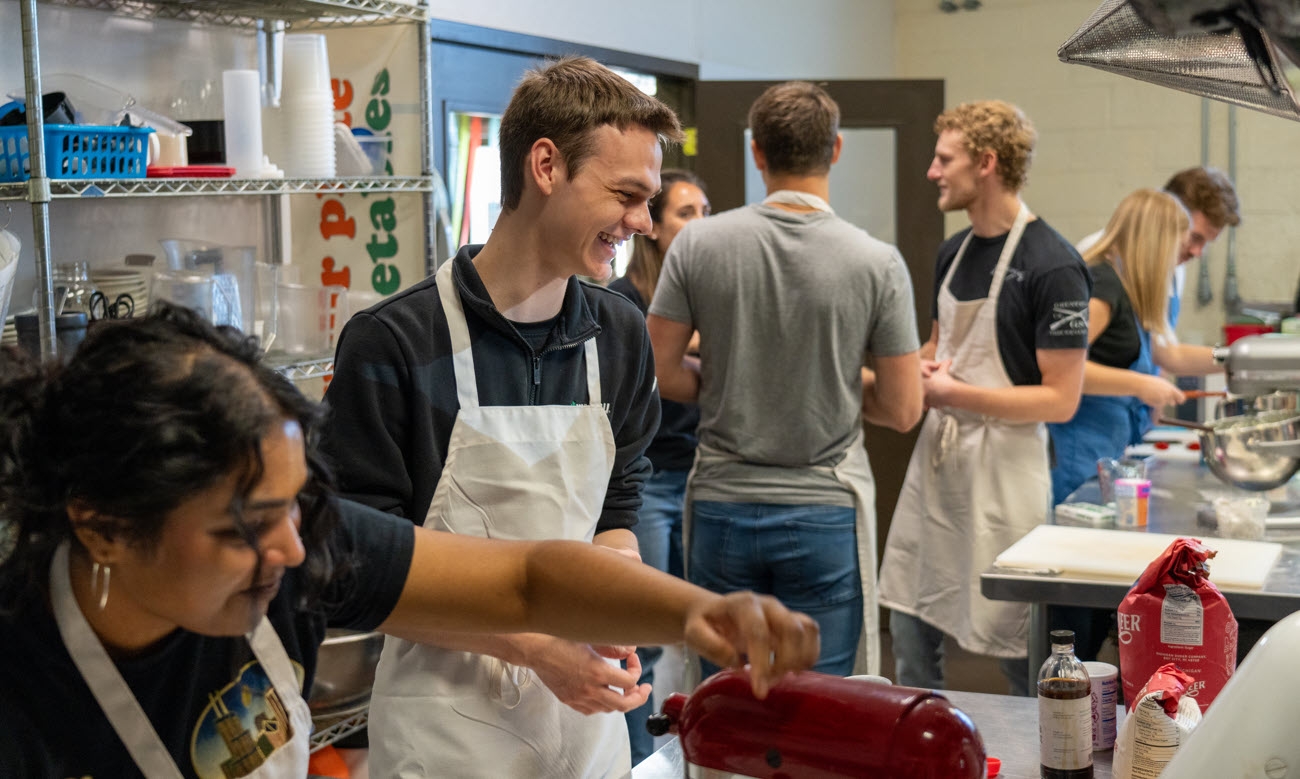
[321,245,659,533]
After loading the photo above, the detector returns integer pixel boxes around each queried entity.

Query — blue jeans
[890,611,1031,696]
[624,469,688,766]
[689,500,862,679]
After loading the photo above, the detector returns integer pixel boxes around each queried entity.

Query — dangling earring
[91,561,111,611]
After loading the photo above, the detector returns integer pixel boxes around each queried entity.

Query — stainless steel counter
[633,689,1116,779]
[981,456,1300,678]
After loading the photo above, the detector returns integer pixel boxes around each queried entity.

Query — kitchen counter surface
[632,689,1115,778]
[982,455,1300,681]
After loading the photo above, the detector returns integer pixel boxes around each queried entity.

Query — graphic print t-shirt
[930,218,1092,385]
[0,499,413,779]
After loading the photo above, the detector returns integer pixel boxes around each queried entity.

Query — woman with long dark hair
[0,304,816,778]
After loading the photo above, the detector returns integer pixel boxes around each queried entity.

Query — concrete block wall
[894,0,1299,348]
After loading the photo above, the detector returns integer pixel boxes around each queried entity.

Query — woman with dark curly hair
[0,304,818,779]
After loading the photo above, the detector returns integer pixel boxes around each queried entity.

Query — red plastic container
[1223,323,1274,344]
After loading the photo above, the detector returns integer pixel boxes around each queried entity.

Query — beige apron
[683,189,882,677]
[368,260,628,778]
[878,203,1050,659]
[49,542,312,779]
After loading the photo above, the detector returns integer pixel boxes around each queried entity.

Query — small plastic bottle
[1038,629,1093,779]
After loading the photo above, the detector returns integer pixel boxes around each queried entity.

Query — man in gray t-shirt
[647,81,923,677]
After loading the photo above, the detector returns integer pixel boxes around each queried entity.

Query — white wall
[895,0,1299,348]
[427,0,895,79]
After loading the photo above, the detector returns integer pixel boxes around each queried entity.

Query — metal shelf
[1,176,432,200]
[268,354,335,382]
[39,0,428,28]
[309,706,368,752]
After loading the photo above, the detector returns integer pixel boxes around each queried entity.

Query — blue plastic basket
[0,124,153,182]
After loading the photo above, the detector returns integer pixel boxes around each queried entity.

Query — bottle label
[1039,696,1093,769]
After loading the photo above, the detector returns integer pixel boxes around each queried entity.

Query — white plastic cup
[222,70,265,177]
[279,86,336,177]
[155,133,188,167]
[1083,661,1118,750]
[283,34,331,92]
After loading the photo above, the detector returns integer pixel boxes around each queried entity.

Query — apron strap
[762,189,834,213]
[246,617,302,705]
[583,338,601,406]
[436,258,603,409]
[50,543,186,779]
[940,201,1031,296]
[986,202,1031,301]
[435,260,480,410]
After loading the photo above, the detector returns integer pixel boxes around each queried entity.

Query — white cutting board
[994,525,1283,590]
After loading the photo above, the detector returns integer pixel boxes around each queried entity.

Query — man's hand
[683,592,820,700]
[526,636,650,715]
[922,359,960,408]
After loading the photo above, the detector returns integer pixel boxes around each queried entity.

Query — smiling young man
[877,100,1091,696]
[321,56,681,778]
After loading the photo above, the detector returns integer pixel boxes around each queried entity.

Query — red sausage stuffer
[647,669,987,779]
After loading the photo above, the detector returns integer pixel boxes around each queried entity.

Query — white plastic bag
[1113,664,1202,779]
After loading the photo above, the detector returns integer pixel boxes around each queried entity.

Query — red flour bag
[1116,538,1237,714]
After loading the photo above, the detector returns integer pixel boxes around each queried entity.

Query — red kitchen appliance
[647,669,987,778]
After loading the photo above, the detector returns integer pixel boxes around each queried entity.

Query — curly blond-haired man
[878,100,1091,696]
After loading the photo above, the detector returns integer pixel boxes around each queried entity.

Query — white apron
[683,189,882,677]
[49,542,312,779]
[368,260,628,778]
[878,203,1050,659]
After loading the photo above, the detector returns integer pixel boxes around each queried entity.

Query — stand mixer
[645,669,987,779]
[1198,335,1300,490]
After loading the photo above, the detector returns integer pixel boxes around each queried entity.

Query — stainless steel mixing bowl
[1200,410,1300,491]
[308,629,383,715]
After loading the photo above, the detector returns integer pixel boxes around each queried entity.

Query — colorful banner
[289,23,427,299]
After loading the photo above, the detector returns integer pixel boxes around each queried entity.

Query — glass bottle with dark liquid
[1038,629,1093,779]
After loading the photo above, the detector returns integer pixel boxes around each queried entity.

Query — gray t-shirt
[650,203,919,505]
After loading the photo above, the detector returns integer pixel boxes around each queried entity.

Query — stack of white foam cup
[279,34,336,177]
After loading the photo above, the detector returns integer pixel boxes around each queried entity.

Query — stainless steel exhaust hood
[1060,0,1300,121]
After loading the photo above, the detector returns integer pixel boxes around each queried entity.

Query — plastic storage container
[0,124,152,181]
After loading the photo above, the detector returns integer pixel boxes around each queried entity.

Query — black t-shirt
[1086,260,1141,368]
[0,499,413,779]
[930,219,1092,385]
[510,312,560,352]
[608,276,700,471]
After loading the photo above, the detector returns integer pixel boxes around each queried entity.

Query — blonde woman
[1048,188,1189,505]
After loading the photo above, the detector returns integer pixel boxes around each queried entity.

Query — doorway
[429,21,697,276]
